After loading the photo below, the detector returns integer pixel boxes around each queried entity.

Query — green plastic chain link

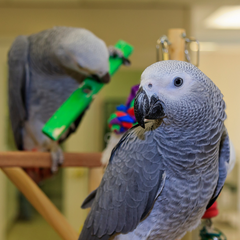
[200,226,227,240]
[42,40,134,141]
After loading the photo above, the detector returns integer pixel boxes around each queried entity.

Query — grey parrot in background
[79,60,230,240]
[8,26,129,175]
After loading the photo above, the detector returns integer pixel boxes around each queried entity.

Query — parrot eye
[148,83,152,89]
[174,77,183,87]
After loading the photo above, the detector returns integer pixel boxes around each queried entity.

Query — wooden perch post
[0,152,102,168]
[0,152,102,240]
[168,28,186,61]
[2,167,79,240]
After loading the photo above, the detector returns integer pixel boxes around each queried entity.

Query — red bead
[202,202,219,219]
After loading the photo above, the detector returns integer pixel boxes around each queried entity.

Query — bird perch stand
[156,28,199,67]
[168,28,186,61]
[0,152,102,168]
[1,30,196,240]
[0,152,102,240]
[2,167,78,240]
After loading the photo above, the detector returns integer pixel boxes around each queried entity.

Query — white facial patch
[141,71,197,101]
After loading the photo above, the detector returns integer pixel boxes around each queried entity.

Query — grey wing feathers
[79,123,165,240]
[207,127,230,209]
[81,189,97,209]
[8,36,29,150]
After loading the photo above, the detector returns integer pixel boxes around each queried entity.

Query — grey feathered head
[54,28,110,82]
[134,60,226,128]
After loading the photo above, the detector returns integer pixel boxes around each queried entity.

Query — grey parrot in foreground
[8,26,128,175]
[79,60,230,240]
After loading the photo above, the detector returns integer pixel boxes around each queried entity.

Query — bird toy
[108,85,139,134]
[200,218,227,240]
[42,40,134,141]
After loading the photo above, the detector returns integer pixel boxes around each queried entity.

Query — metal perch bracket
[156,33,200,67]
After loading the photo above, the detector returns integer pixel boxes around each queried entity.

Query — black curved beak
[134,87,165,129]
[101,72,110,83]
[91,72,111,84]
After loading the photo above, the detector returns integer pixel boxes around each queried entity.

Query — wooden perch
[168,28,186,61]
[0,152,102,168]
[0,151,103,240]
[2,167,79,240]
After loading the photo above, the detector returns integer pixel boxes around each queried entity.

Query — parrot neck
[155,118,223,178]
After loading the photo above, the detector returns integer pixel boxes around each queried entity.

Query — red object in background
[122,122,133,129]
[24,167,53,184]
[202,202,219,219]
[127,107,135,117]
[23,149,53,184]
[116,111,127,117]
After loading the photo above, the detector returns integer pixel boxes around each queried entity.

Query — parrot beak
[91,73,110,84]
[101,72,111,83]
[134,87,165,129]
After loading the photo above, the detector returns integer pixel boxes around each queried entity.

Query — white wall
[0,40,16,240]
[0,4,189,69]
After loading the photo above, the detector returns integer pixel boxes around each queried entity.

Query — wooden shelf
[0,151,102,168]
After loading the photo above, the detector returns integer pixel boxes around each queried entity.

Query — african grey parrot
[8,26,128,174]
[79,60,230,240]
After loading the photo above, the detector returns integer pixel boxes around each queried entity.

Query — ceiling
[0,0,239,7]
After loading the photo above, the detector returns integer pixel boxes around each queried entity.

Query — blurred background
[0,0,239,239]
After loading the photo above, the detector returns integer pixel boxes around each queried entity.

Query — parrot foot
[50,145,64,173]
[108,46,131,66]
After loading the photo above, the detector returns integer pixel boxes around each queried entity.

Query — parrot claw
[50,146,64,173]
[108,46,131,66]
[122,57,131,66]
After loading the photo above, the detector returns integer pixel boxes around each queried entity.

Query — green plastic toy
[42,40,134,141]
[200,219,227,240]
[200,226,227,240]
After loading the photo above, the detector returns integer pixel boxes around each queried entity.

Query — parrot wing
[8,36,29,150]
[79,122,166,240]
[206,127,230,209]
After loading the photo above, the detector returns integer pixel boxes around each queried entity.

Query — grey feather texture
[8,35,29,150]
[8,27,112,171]
[79,60,229,240]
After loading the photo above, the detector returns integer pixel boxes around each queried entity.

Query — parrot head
[54,28,110,83]
[134,60,224,128]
